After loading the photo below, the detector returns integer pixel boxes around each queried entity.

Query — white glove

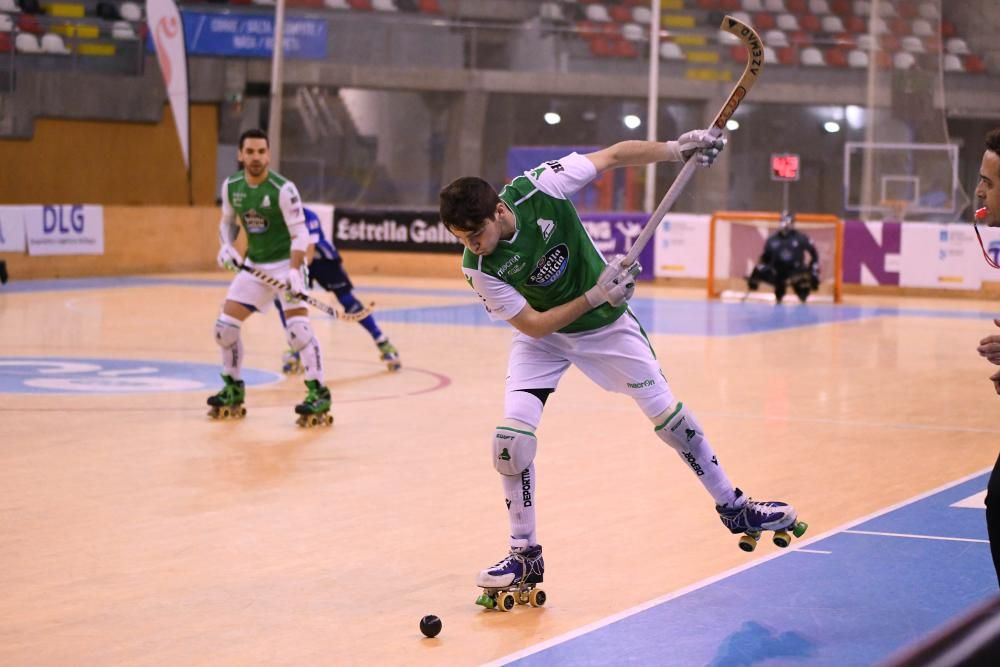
[287,265,309,296]
[585,255,641,308]
[217,244,243,272]
[666,129,726,167]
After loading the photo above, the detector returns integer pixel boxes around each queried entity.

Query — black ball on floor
[419,614,442,638]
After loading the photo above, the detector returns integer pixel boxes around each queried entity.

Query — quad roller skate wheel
[773,531,791,548]
[792,521,808,538]
[497,592,516,612]
[528,588,546,607]
[386,361,401,371]
[475,593,495,609]
[738,534,758,552]
[208,405,246,420]
[296,413,333,428]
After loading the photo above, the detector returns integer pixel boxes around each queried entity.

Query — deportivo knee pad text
[492,423,537,476]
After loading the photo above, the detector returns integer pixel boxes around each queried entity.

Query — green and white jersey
[462,152,626,334]
[220,170,306,264]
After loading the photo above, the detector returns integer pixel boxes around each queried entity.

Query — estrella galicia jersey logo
[243,209,269,234]
[0,357,281,394]
[526,243,569,287]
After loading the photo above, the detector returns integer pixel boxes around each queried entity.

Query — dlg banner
[24,205,105,256]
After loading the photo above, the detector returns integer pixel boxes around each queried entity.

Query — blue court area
[498,472,996,667]
[3,275,997,336]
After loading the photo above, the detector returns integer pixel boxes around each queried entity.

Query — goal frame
[706,211,844,303]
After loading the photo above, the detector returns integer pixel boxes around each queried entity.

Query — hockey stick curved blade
[237,264,375,322]
[621,15,764,267]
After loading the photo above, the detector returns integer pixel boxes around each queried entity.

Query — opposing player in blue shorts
[277,207,401,373]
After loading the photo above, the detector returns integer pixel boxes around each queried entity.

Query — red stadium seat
[418,0,441,12]
[348,0,373,9]
[754,13,776,30]
[722,0,741,10]
[697,0,716,8]
[845,16,865,33]
[897,1,917,19]
[17,15,43,34]
[777,46,796,64]
[0,32,10,53]
[609,5,631,23]
[889,18,910,35]
[799,15,820,32]
[825,48,848,67]
[941,20,956,38]
[830,0,851,16]
[880,34,899,51]
[964,55,987,74]
[789,30,812,47]
[614,39,637,58]
[787,0,807,13]
[589,36,615,58]
[730,45,748,62]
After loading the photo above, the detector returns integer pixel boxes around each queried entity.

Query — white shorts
[225,259,305,313]
[505,311,674,419]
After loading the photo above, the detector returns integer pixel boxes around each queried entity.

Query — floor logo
[0,357,281,394]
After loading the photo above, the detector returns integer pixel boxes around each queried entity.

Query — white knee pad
[285,316,314,353]
[653,401,705,453]
[493,420,537,476]
[214,315,241,349]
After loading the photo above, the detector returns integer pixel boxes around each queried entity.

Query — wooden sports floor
[1,272,998,666]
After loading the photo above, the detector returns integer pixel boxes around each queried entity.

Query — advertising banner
[333,208,461,253]
[652,214,710,278]
[24,205,104,256]
[0,206,27,252]
[899,223,982,289]
[579,213,654,280]
[179,10,328,59]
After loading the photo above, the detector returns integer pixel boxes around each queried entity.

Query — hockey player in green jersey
[208,128,332,427]
[440,131,807,608]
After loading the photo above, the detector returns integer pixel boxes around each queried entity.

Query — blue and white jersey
[304,207,340,261]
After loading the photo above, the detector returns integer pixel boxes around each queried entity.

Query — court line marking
[843,529,990,544]
[482,466,994,667]
[796,548,833,554]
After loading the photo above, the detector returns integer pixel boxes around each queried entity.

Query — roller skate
[281,348,304,375]
[377,339,401,371]
[475,539,546,612]
[717,488,808,552]
[295,379,333,427]
[206,374,246,420]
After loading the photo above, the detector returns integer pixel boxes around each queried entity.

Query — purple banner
[580,212,655,281]
[842,220,901,286]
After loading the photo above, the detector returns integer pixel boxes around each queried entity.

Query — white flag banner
[147,0,190,170]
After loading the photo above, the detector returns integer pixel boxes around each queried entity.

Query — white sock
[217,313,243,380]
[502,463,537,547]
[286,316,324,382]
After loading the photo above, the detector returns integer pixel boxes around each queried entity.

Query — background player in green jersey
[208,128,332,426]
[440,131,807,607]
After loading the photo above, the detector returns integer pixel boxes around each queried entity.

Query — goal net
[707,212,844,304]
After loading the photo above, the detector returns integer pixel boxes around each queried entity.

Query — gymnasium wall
[0,105,218,206]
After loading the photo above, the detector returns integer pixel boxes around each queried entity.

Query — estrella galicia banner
[175,10,327,59]
[24,205,104,256]
[334,208,463,254]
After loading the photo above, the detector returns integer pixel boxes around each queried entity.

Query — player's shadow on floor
[708,620,817,666]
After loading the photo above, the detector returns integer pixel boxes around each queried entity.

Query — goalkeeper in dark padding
[746,213,820,304]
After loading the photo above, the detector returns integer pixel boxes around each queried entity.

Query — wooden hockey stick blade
[621,16,764,267]
[237,264,375,322]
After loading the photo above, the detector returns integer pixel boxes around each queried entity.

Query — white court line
[796,548,833,554]
[482,466,994,667]
[844,529,990,544]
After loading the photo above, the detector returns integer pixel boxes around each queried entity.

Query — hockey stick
[622,16,764,267]
[236,263,375,322]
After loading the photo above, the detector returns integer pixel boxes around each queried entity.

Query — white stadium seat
[911,19,933,38]
[15,32,41,53]
[853,1,870,16]
[0,14,13,31]
[631,6,651,24]
[584,4,610,22]
[660,42,684,60]
[741,0,765,13]
[372,0,398,11]
[801,47,824,66]
[946,38,970,55]
[622,23,644,42]
[808,0,830,14]
[918,2,939,20]
[821,15,845,34]
[765,29,789,48]
[776,14,799,32]
[943,53,964,72]
[112,21,136,39]
[893,52,915,70]
[0,0,19,12]
[847,49,868,68]
[119,2,142,22]
[901,36,924,53]
[764,0,786,12]
[41,33,70,54]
